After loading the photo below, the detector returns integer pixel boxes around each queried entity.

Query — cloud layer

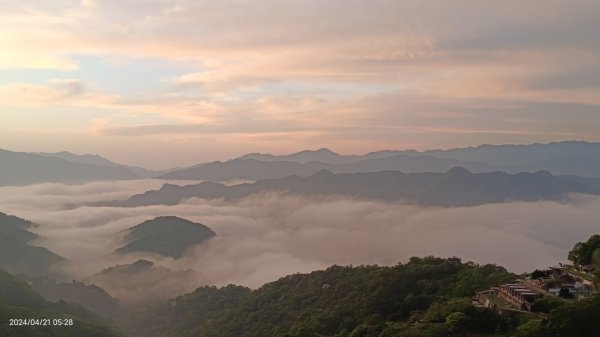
[2,180,599,298]
[1,1,600,167]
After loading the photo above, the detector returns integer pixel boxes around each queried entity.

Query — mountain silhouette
[0,148,141,185]
[105,168,600,208]
[115,216,216,258]
[0,212,66,277]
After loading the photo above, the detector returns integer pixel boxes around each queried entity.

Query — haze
[2,1,600,168]
[3,2,600,336]
[2,180,598,291]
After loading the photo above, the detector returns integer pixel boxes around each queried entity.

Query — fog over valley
[3,142,600,314]
[2,179,599,297]
[2,143,600,337]
[3,1,600,335]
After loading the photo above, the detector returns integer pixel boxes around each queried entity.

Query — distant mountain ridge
[35,151,174,178]
[104,168,600,208]
[238,148,360,164]
[160,141,600,181]
[0,148,141,185]
[501,155,600,178]
[158,155,494,181]
[36,151,117,166]
[422,141,600,166]
[237,141,600,165]
[159,158,315,181]
[5,141,600,186]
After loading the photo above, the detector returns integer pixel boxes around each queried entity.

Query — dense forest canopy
[119,253,600,337]
[4,232,600,337]
[0,270,122,337]
[568,234,600,266]
[2,251,600,336]
[121,257,517,337]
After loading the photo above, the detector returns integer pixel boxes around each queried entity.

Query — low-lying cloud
[2,180,599,303]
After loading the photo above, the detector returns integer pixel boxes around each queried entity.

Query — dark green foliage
[513,319,544,337]
[568,234,600,266]
[115,216,216,258]
[122,284,251,337]
[0,212,66,277]
[445,312,467,334]
[594,269,600,283]
[558,287,573,299]
[0,305,121,337]
[96,259,155,276]
[0,234,66,277]
[530,269,552,279]
[0,212,38,242]
[530,297,564,313]
[123,257,515,337]
[422,298,471,323]
[0,269,122,337]
[27,277,121,317]
[424,300,507,336]
[379,322,448,337]
[542,296,600,337]
[0,269,47,308]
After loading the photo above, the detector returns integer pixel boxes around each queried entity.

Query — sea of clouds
[2,179,599,303]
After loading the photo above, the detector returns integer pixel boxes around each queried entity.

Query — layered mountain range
[160,141,600,181]
[3,141,600,186]
[103,168,600,208]
[3,141,600,337]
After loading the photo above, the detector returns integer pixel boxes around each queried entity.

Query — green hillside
[0,269,122,337]
[26,276,121,318]
[0,212,39,242]
[121,254,600,337]
[122,257,517,337]
[115,216,216,258]
[0,213,66,277]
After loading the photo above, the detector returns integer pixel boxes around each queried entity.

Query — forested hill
[0,269,122,337]
[115,216,216,258]
[121,256,600,337]
[121,257,516,337]
[0,212,66,277]
[5,255,600,337]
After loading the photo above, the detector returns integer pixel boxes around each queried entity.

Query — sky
[1,0,600,169]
